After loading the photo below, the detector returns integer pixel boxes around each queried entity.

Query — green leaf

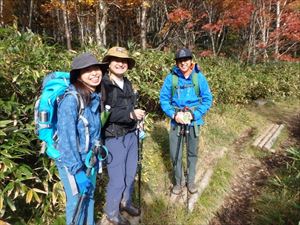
[26,189,33,204]
[6,197,16,211]
[0,195,3,212]
[33,191,41,203]
[12,74,19,82]
[18,165,33,178]
[3,182,14,195]
[0,120,13,128]
[31,187,47,195]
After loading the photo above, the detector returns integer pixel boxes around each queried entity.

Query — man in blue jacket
[160,48,212,195]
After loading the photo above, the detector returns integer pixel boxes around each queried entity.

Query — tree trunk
[61,0,72,50]
[0,0,3,27]
[95,1,101,46]
[216,24,225,55]
[274,0,287,59]
[55,9,61,43]
[257,0,271,61]
[140,1,148,50]
[100,0,107,46]
[29,0,34,29]
[274,0,280,57]
[247,9,257,64]
[203,1,216,56]
[75,5,84,46]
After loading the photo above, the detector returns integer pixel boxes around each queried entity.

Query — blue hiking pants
[169,124,199,186]
[104,131,138,218]
[56,165,96,225]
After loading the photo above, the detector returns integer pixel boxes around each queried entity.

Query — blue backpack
[34,71,88,160]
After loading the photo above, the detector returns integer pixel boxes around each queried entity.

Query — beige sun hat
[103,46,136,69]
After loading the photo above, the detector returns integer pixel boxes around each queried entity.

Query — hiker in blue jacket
[160,48,213,195]
[55,53,108,225]
[101,47,145,225]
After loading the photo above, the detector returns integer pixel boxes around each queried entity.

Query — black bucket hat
[174,48,193,60]
[70,52,108,84]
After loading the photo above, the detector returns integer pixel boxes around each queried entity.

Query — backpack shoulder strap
[171,69,200,98]
[192,72,200,97]
[171,74,178,97]
[65,90,85,115]
[64,90,90,153]
[171,73,199,97]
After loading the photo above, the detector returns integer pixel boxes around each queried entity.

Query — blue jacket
[160,64,213,125]
[56,85,101,175]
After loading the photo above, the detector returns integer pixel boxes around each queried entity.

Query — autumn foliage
[0,0,299,62]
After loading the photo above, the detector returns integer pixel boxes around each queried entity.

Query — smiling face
[109,57,128,77]
[78,65,102,91]
[176,57,193,74]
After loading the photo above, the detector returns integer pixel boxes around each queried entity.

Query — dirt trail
[209,153,290,225]
[209,112,300,225]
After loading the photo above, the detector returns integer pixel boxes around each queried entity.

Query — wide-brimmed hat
[174,48,193,60]
[70,52,108,84]
[103,47,135,69]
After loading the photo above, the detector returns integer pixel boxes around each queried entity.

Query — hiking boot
[106,213,130,225]
[187,183,198,194]
[171,184,183,195]
[120,202,140,217]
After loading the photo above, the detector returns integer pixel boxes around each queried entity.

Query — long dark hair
[72,73,101,106]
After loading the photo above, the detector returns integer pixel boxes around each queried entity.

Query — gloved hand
[74,170,92,194]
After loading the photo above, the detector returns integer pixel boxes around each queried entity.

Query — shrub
[0,27,69,224]
[0,26,299,223]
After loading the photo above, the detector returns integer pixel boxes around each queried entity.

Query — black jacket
[101,74,137,138]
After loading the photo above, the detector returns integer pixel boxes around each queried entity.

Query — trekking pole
[137,121,142,213]
[184,124,190,213]
[134,89,144,214]
[173,125,184,190]
[71,142,100,225]
[137,119,147,213]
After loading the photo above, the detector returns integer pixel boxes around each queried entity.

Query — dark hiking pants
[104,131,138,218]
[169,124,200,186]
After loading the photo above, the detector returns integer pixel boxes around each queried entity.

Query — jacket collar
[171,63,200,78]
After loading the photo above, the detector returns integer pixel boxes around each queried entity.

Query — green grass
[42,99,300,225]
[251,147,300,225]
[21,99,300,225]
[138,99,300,225]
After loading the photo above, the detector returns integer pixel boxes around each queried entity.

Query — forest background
[0,0,300,62]
[0,0,300,224]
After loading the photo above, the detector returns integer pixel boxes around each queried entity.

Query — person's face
[176,58,193,73]
[109,57,128,76]
[79,65,102,90]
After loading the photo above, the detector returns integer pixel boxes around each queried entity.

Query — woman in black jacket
[101,47,145,225]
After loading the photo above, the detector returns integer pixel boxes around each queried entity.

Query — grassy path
[135,99,300,225]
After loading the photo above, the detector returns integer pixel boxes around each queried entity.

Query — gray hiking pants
[169,124,200,186]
